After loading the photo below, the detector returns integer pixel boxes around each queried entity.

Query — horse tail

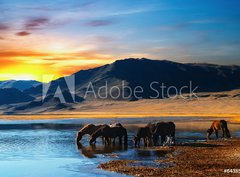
[225,128,231,138]
[222,120,231,138]
[225,124,231,138]
[123,128,128,146]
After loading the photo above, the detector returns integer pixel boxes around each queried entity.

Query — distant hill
[1,58,240,113]
[25,58,240,101]
[0,80,41,91]
[0,88,35,105]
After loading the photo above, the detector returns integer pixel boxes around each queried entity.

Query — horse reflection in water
[76,142,127,158]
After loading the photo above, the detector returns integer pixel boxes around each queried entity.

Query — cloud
[189,19,217,24]
[159,23,189,31]
[16,31,31,36]
[0,51,49,57]
[0,36,4,40]
[25,17,49,30]
[86,19,115,27]
[159,19,217,31]
[0,58,22,69]
[0,23,9,31]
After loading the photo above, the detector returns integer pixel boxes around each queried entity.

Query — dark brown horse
[76,124,106,143]
[146,123,157,133]
[207,120,231,140]
[133,126,152,147]
[152,122,176,146]
[89,125,128,146]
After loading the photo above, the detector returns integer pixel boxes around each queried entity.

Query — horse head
[207,128,213,140]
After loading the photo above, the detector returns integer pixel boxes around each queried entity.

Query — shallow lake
[0,117,239,177]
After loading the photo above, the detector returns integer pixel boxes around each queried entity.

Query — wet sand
[99,138,240,177]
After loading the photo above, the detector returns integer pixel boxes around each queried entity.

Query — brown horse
[133,126,152,147]
[207,120,231,140]
[146,123,157,133]
[152,122,176,146]
[89,125,128,146]
[76,124,106,143]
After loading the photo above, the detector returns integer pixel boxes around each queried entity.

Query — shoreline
[0,113,239,123]
[99,139,240,177]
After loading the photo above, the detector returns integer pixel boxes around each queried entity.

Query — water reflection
[0,118,239,177]
[77,142,128,158]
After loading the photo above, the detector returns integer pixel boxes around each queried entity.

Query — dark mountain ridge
[23,58,240,101]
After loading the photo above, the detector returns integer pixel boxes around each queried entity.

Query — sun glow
[13,74,36,81]
[0,63,61,82]
[48,43,67,53]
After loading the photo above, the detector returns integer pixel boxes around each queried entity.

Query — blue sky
[0,0,240,80]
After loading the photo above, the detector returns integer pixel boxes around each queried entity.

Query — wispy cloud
[159,19,218,31]
[0,58,22,69]
[189,19,218,24]
[0,50,49,57]
[109,7,155,17]
[25,17,50,30]
[16,31,31,36]
[0,23,9,31]
[85,19,116,27]
[159,23,189,31]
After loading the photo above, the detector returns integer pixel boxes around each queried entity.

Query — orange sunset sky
[1,0,240,82]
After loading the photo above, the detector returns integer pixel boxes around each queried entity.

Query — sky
[0,0,240,81]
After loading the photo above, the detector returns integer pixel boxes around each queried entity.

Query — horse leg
[107,137,111,145]
[221,128,225,138]
[148,136,152,146]
[156,136,160,146]
[226,128,231,138]
[214,130,218,139]
[143,138,147,147]
[153,135,159,146]
[172,132,176,145]
[147,136,151,147]
[119,136,122,145]
[104,137,108,145]
[147,137,150,146]
[161,135,165,145]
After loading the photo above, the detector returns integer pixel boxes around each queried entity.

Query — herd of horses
[76,120,231,147]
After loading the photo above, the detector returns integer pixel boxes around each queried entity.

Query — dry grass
[99,139,240,177]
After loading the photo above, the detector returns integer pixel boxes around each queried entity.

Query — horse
[152,122,176,146]
[146,123,157,133]
[89,125,128,146]
[133,126,152,147]
[76,124,106,143]
[207,120,231,140]
[110,123,123,127]
[109,123,124,144]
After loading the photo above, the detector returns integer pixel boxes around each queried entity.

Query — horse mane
[79,124,94,134]
[91,127,103,141]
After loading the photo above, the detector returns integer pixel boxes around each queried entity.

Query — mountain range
[1,58,240,113]
[0,80,40,91]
